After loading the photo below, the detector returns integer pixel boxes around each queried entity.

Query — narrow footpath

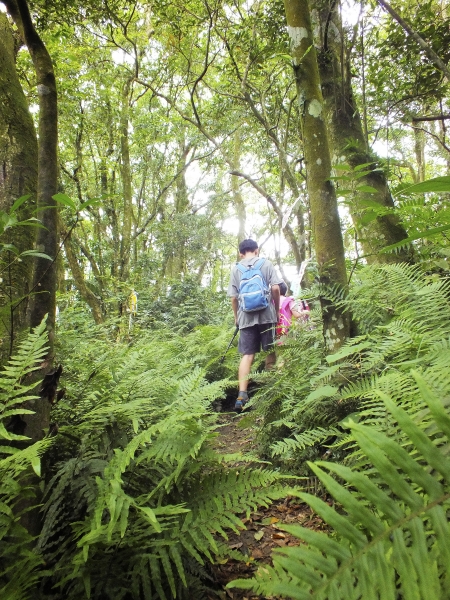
[208,409,326,600]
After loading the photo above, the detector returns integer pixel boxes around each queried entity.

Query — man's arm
[271,284,280,321]
[231,296,239,326]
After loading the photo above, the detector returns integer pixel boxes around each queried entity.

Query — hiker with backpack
[276,281,310,342]
[228,239,283,412]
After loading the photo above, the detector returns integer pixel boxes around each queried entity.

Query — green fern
[38,347,291,599]
[270,427,341,458]
[0,318,50,600]
[0,317,49,445]
[230,372,450,600]
[254,263,450,469]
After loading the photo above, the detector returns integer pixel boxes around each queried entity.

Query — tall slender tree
[284,0,350,351]
[311,0,412,263]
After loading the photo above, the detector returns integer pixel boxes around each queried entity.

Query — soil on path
[208,411,325,600]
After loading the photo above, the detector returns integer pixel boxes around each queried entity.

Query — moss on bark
[284,0,350,351]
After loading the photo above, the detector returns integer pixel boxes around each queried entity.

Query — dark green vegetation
[1,0,450,598]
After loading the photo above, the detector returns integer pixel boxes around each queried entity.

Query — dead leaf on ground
[262,517,279,525]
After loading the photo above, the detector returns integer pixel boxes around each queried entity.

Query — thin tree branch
[411,114,450,122]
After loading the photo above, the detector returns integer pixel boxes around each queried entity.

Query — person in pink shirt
[276,281,309,341]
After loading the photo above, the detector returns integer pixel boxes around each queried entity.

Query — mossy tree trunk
[311,0,412,263]
[3,2,58,538]
[4,0,58,353]
[0,12,38,357]
[284,0,350,351]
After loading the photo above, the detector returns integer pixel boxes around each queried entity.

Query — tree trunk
[414,126,426,182]
[284,0,350,352]
[4,0,58,538]
[311,1,412,263]
[119,79,133,281]
[231,129,246,245]
[61,220,104,325]
[173,139,191,276]
[4,0,58,351]
[0,12,38,356]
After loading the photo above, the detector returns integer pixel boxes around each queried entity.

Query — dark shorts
[238,323,276,355]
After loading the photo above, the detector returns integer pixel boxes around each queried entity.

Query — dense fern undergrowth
[2,262,450,599]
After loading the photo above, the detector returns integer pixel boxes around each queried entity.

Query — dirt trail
[209,411,325,600]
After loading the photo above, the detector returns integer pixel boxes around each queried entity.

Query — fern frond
[271,427,340,457]
[0,319,51,599]
[0,318,49,442]
[231,373,450,599]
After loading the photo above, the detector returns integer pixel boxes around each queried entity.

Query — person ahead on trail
[276,281,310,341]
[228,239,282,413]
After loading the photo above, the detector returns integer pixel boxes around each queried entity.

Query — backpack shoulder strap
[254,257,266,270]
[236,262,247,274]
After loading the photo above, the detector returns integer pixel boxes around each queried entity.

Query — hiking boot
[234,393,248,413]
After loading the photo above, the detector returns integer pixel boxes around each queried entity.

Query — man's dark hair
[279,281,288,296]
[239,239,258,254]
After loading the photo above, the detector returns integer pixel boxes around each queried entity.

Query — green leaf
[326,340,372,363]
[31,456,41,477]
[303,385,338,403]
[360,210,378,225]
[352,170,372,179]
[354,162,375,171]
[139,506,162,532]
[357,185,378,193]
[16,217,46,229]
[0,244,19,254]
[82,571,91,599]
[10,195,31,212]
[0,422,30,441]
[381,224,450,253]
[119,498,130,538]
[274,53,293,63]
[309,463,384,536]
[1,214,18,230]
[52,193,77,210]
[79,199,102,210]
[399,176,450,194]
[20,250,53,260]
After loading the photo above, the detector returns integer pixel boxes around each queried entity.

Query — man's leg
[235,326,259,412]
[238,353,255,392]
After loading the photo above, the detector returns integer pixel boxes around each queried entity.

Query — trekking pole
[219,326,239,364]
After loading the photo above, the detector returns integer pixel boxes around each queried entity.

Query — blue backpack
[236,258,270,312]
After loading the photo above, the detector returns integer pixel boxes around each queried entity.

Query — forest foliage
[1,0,450,598]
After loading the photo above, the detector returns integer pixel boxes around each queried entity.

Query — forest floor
[208,406,326,600]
